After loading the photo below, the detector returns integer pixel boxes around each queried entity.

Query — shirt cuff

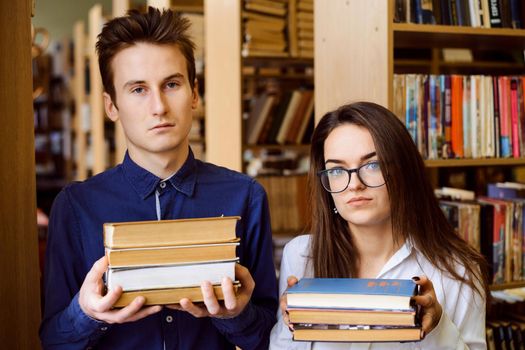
[212,301,257,334]
[67,293,112,339]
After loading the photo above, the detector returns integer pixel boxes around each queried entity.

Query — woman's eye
[327,169,345,176]
[365,161,380,170]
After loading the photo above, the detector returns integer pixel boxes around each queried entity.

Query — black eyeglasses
[317,161,385,193]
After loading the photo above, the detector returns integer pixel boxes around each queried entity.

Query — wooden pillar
[0,0,41,348]
[89,4,105,175]
[314,0,393,122]
[113,0,130,164]
[204,0,242,171]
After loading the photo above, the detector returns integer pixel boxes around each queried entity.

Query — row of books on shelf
[436,183,525,285]
[242,0,313,58]
[393,74,525,160]
[245,89,314,145]
[394,0,525,28]
[286,278,421,342]
[103,216,240,307]
[257,174,307,233]
[488,287,525,349]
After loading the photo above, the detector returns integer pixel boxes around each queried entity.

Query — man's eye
[166,82,179,89]
[131,87,145,94]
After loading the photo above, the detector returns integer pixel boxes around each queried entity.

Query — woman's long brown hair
[308,102,489,298]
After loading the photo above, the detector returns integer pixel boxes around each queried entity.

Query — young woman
[269,102,488,349]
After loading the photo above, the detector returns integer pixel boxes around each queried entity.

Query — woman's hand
[411,275,443,338]
[281,276,299,330]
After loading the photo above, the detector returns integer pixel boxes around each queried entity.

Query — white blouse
[269,235,487,350]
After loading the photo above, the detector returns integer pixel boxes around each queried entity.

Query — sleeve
[422,274,486,350]
[212,180,279,350]
[269,237,309,350]
[39,188,110,349]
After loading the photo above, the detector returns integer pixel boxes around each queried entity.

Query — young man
[39,7,278,349]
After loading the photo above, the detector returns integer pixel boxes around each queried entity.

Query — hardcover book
[286,278,418,311]
[103,216,240,249]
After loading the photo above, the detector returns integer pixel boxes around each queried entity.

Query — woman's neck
[349,221,402,278]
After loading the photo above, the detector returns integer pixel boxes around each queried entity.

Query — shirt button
[100,326,108,331]
[159,182,166,189]
[166,315,173,323]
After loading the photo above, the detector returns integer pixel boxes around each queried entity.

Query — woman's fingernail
[420,330,425,338]
[412,276,420,281]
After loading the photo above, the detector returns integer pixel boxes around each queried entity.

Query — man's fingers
[201,281,221,315]
[126,305,162,323]
[221,277,238,311]
[235,264,255,292]
[179,298,209,318]
[84,256,109,285]
[96,285,123,312]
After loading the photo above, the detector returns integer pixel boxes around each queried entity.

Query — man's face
[104,42,198,163]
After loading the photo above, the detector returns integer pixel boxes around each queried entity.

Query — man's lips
[150,123,174,130]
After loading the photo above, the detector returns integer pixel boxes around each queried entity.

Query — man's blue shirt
[40,150,278,349]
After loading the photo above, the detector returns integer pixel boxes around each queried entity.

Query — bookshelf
[313,0,525,290]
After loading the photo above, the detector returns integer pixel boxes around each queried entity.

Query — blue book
[287,278,417,311]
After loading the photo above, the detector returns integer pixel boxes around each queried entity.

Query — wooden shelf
[393,23,525,50]
[424,158,525,168]
[243,144,311,152]
[243,73,314,80]
[242,56,313,67]
[490,281,525,291]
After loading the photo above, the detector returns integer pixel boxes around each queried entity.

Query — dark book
[493,76,501,158]
[266,91,293,144]
[509,0,522,28]
[501,0,513,27]
[490,0,503,27]
[394,0,407,22]
[449,0,459,25]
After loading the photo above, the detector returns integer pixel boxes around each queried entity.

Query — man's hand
[78,256,162,323]
[167,263,255,319]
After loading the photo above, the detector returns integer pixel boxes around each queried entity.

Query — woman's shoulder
[284,234,311,254]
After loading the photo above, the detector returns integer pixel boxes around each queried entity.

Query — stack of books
[242,0,288,57]
[103,216,240,307]
[288,0,313,58]
[286,278,421,342]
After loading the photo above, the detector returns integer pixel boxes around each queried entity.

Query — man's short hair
[96,6,196,105]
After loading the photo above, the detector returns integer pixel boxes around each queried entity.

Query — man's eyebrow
[324,152,377,165]
[122,73,185,89]
[122,80,145,89]
[162,73,185,82]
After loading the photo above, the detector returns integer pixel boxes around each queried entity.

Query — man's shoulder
[61,166,122,195]
[196,159,257,186]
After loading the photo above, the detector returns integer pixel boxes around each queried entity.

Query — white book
[106,259,237,292]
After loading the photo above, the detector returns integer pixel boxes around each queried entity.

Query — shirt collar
[376,239,417,278]
[121,148,197,200]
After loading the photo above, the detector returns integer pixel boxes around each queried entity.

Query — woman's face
[323,123,391,229]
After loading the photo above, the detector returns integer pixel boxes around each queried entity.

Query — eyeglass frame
[317,160,386,193]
